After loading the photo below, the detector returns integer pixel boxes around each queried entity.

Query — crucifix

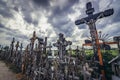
[75,2,114,80]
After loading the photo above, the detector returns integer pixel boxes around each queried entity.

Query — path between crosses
[0,61,17,80]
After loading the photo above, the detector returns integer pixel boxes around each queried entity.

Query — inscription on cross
[75,2,114,80]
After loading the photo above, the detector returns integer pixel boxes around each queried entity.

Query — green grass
[85,49,119,56]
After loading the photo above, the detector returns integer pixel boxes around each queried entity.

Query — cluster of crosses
[0,31,86,80]
[0,1,119,80]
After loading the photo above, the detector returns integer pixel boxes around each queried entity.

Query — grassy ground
[84,49,119,80]
[85,49,119,56]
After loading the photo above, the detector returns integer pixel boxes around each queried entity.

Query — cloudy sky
[0,0,120,48]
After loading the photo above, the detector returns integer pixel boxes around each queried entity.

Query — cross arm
[75,9,114,25]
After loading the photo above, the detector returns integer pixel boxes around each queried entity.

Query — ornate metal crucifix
[75,2,114,80]
[53,33,72,59]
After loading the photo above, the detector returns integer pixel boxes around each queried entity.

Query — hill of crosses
[0,1,120,80]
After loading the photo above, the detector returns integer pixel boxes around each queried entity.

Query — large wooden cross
[75,2,114,80]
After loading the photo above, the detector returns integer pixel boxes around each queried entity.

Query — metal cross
[53,33,72,59]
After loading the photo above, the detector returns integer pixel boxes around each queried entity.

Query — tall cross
[75,2,114,80]
[15,41,19,51]
[14,41,19,63]
[43,37,47,54]
[37,37,44,51]
[30,31,37,49]
[20,43,23,53]
[10,37,15,60]
[47,43,52,56]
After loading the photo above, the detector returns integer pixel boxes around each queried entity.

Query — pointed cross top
[30,31,37,44]
[33,31,36,38]
[12,37,15,43]
[75,2,114,25]
[86,2,94,15]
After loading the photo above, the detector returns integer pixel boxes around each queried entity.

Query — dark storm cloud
[0,24,15,33]
[0,9,13,18]
[96,0,120,29]
[0,0,13,18]
[33,0,50,7]
[5,29,29,40]
[112,8,120,23]
[47,0,79,37]
[0,23,17,34]
[8,0,40,26]
[0,0,120,46]
[0,23,5,28]
[13,6,19,12]
[24,16,38,26]
[0,30,4,33]
[52,0,78,16]
[0,23,4,33]
[21,7,39,26]
[0,23,29,40]
[5,37,12,41]
[65,28,73,37]
[48,15,74,37]
[5,35,28,44]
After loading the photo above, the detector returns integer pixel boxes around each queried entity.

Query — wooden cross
[75,2,114,80]
[30,31,37,50]
[15,41,19,51]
